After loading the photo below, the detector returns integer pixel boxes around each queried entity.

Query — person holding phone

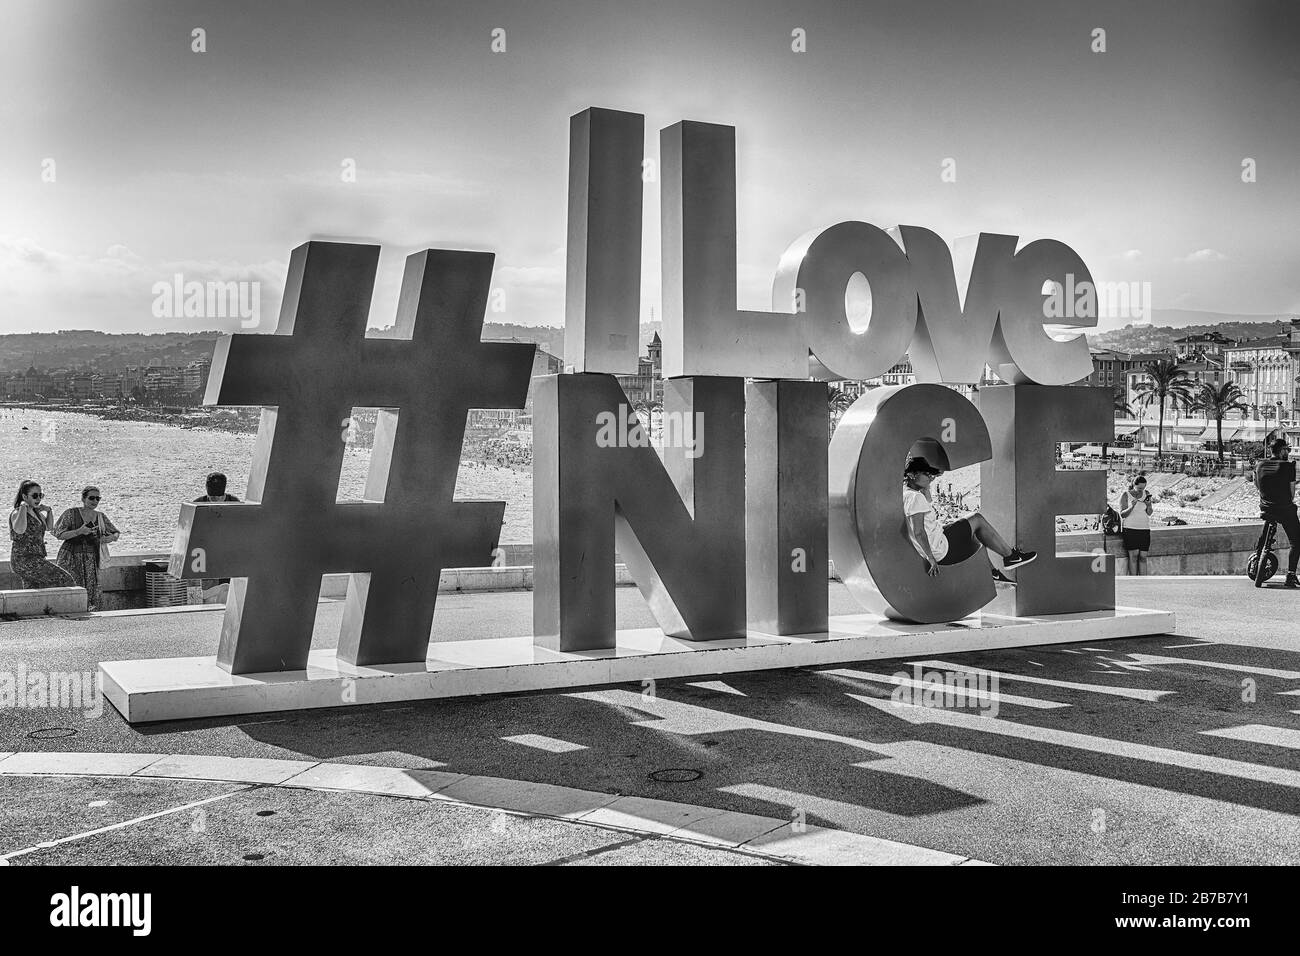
[1119,473,1154,575]
[55,485,121,610]
[8,480,76,590]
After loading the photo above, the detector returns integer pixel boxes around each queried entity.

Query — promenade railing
[1059,451,1256,479]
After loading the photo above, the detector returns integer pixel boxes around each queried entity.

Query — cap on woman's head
[903,455,943,477]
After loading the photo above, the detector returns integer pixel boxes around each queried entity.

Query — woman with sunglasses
[8,480,76,590]
[55,485,121,610]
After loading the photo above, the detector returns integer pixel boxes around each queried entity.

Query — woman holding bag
[55,485,121,611]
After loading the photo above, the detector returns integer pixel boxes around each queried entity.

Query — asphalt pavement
[1,579,1297,865]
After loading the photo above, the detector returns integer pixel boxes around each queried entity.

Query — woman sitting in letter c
[903,455,1037,580]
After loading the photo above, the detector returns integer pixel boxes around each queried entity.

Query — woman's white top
[903,487,949,560]
[1121,490,1151,530]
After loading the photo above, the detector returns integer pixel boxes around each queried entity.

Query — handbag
[96,510,113,561]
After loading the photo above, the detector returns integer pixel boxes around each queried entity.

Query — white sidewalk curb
[0,750,989,866]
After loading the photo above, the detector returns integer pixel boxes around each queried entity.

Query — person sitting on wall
[8,480,76,591]
[1252,437,1299,588]
[194,472,238,588]
[902,456,1037,580]
[54,484,121,611]
[195,471,240,503]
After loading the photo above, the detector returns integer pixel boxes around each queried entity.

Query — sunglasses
[28,492,43,499]
[86,495,101,501]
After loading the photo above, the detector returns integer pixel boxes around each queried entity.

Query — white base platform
[100,605,1174,723]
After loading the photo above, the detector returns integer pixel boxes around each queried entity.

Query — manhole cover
[648,768,702,783]
[255,810,276,817]
[242,853,265,861]
[28,727,76,740]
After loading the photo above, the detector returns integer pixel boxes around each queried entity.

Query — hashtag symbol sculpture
[169,241,534,674]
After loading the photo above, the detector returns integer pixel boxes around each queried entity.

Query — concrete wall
[1,523,1286,614]
[486,534,1284,577]
[1060,523,1285,576]
[0,547,635,611]
[0,552,157,611]
[0,586,86,617]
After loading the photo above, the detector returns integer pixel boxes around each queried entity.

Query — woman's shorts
[1121,528,1151,552]
[938,518,981,566]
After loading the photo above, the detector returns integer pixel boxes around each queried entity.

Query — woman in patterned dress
[55,485,121,610]
[8,480,76,590]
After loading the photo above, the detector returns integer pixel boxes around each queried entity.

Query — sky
[2,0,1298,336]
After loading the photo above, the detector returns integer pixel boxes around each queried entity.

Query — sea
[0,408,534,553]
[3,409,1244,555]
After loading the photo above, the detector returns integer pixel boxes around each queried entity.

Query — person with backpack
[1118,473,1153,575]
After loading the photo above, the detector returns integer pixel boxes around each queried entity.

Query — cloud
[105,244,143,264]
[0,237,65,269]
[0,236,286,333]
[493,265,564,287]
[284,168,486,198]
[1183,248,1228,263]
[1122,249,1142,261]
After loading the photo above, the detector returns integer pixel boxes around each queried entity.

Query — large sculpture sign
[171,106,1113,675]
[169,245,533,673]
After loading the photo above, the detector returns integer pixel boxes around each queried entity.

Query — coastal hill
[6,312,1285,377]
[0,323,667,377]
[1087,311,1294,354]
[0,330,222,377]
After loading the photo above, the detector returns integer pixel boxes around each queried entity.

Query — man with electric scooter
[1253,437,1299,588]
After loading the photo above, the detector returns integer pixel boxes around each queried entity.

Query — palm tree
[630,401,650,443]
[644,400,662,442]
[827,384,853,437]
[1132,360,1194,458]
[1103,388,1133,461]
[1192,381,1248,463]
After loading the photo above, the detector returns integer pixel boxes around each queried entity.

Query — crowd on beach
[464,436,532,471]
[3,402,260,435]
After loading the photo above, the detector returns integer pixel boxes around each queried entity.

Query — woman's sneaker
[1003,548,1038,570]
